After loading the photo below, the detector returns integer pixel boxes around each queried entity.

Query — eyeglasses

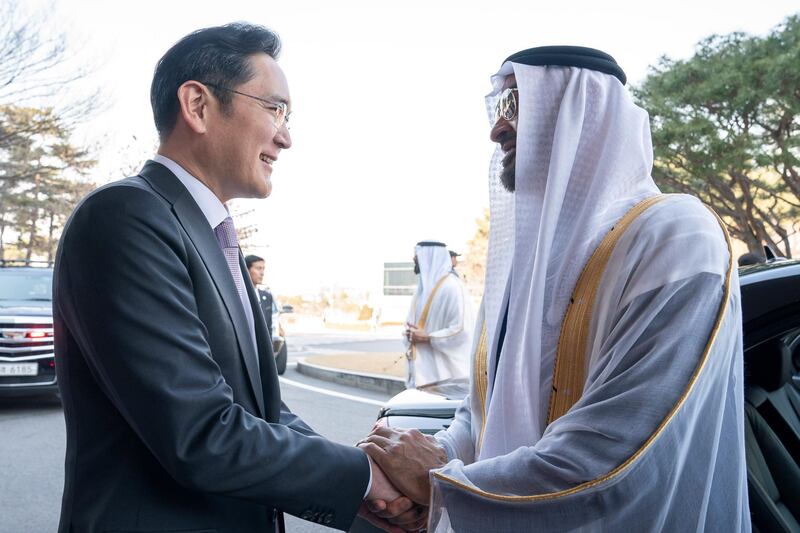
[494,87,518,123]
[202,82,290,129]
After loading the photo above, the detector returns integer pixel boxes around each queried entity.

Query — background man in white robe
[361,46,750,532]
[404,241,474,388]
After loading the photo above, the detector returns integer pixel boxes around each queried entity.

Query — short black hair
[150,22,281,139]
[245,254,265,268]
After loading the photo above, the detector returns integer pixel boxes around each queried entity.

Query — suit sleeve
[56,186,369,530]
[279,401,318,436]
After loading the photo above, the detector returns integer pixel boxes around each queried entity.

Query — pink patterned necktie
[214,216,245,299]
[214,216,259,370]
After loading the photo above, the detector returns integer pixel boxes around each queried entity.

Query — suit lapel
[240,254,281,422]
[138,161,266,418]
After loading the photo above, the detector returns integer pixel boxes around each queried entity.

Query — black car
[376,260,800,532]
[0,262,57,397]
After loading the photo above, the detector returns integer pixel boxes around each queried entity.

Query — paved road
[0,334,397,533]
[291,333,405,355]
[0,395,64,533]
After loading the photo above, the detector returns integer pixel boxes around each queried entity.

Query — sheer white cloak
[431,197,749,532]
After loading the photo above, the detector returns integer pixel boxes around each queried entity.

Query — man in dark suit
[53,23,422,533]
[245,254,274,335]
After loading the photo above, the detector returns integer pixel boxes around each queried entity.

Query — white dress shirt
[152,154,258,368]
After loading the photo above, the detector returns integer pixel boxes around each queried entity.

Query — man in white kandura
[404,241,474,389]
[361,46,749,532]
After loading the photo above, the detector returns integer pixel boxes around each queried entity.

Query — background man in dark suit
[53,23,422,533]
[246,253,274,335]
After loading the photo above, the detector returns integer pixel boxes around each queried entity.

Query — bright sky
[25,0,800,295]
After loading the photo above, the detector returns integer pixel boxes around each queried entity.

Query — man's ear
[176,81,210,134]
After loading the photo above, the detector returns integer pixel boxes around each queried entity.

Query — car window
[0,269,53,301]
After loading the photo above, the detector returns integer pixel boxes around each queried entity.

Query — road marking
[278,376,386,407]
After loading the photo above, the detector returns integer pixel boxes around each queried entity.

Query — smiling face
[206,53,292,202]
[489,74,517,192]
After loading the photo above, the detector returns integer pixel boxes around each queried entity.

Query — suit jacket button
[323,513,335,525]
[300,510,313,520]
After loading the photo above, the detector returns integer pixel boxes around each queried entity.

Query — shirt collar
[152,154,228,228]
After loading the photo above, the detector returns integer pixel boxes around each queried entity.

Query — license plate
[0,363,38,376]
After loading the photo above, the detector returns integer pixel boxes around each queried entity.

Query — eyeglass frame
[200,81,290,129]
[494,87,519,123]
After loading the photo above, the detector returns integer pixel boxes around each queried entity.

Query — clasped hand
[405,324,430,344]
[357,426,448,532]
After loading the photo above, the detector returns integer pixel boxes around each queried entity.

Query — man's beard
[500,149,516,192]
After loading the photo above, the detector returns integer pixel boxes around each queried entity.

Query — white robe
[431,197,749,531]
[404,274,474,387]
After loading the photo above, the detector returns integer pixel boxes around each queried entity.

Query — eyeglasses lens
[275,103,290,129]
[497,88,517,122]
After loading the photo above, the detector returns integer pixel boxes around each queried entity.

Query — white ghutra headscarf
[480,60,660,456]
[413,241,453,321]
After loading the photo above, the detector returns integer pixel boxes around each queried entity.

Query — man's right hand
[406,326,430,344]
[360,456,426,531]
[359,427,448,505]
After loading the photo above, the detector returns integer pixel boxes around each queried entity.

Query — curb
[296,358,406,396]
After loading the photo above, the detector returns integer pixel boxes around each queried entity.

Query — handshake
[356,426,449,532]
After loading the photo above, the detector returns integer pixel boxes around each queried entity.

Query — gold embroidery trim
[410,274,451,362]
[433,199,734,502]
[548,195,668,424]
[473,323,489,454]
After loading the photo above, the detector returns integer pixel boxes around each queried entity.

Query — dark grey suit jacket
[53,161,369,533]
